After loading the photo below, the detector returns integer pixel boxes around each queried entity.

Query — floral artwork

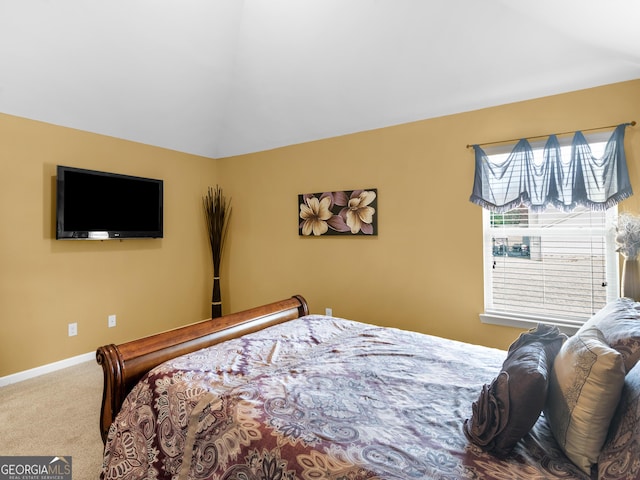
[298,189,377,236]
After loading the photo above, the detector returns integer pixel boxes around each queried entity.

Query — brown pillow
[579,298,640,373]
[464,323,566,456]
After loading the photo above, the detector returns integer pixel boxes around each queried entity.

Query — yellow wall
[0,114,218,376]
[217,79,640,350]
[1,79,638,377]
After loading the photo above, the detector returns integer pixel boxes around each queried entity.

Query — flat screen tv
[56,165,163,239]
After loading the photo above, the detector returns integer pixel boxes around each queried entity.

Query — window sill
[480,311,583,336]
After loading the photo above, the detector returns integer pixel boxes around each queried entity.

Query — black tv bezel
[56,165,164,240]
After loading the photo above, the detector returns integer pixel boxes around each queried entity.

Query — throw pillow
[598,362,640,480]
[464,323,565,456]
[545,326,626,475]
[579,298,640,373]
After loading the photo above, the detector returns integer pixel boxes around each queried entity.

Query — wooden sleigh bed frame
[95,294,309,443]
[97,295,640,479]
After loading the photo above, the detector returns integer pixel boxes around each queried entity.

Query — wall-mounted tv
[56,165,163,240]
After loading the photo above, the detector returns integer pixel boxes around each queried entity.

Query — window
[482,204,618,330]
[479,135,620,331]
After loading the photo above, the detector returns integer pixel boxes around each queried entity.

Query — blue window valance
[469,123,633,213]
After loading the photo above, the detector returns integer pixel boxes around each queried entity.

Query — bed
[97,295,640,480]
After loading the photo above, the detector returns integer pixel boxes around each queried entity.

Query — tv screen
[56,165,163,239]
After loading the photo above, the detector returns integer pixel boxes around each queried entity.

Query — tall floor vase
[211,275,222,318]
[621,258,640,301]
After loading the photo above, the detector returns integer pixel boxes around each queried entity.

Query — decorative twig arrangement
[203,186,231,318]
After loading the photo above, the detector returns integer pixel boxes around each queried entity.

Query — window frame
[478,136,621,334]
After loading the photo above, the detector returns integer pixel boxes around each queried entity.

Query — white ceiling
[1,0,639,158]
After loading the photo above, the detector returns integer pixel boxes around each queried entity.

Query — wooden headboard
[95,294,309,443]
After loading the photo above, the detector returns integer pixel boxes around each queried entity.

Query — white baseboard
[0,351,95,387]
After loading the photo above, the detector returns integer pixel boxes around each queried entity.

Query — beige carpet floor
[0,360,104,479]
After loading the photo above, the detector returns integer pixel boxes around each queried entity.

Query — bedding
[101,315,595,480]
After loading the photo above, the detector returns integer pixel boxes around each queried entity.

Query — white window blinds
[483,205,618,323]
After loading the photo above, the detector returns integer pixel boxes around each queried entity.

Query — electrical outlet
[68,322,78,337]
[325,307,333,316]
[108,314,116,328]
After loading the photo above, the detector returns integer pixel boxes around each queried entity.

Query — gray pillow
[545,326,625,474]
[464,323,566,456]
[598,362,640,479]
[579,298,640,373]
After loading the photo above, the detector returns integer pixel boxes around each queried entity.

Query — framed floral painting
[298,189,378,236]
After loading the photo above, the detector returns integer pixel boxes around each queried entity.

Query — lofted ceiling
[1,0,639,159]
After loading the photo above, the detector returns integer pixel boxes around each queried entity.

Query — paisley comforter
[101,315,592,480]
